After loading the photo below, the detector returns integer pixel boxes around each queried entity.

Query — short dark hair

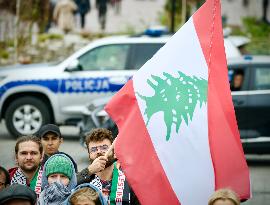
[234,69,244,76]
[0,166,10,186]
[15,135,43,155]
[85,128,113,150]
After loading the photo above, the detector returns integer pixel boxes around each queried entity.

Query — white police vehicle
[0,30,247,137]
[79,55,270,154]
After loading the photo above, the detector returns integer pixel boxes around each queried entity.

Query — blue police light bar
[144,26,169,37]
[243,55,253,60]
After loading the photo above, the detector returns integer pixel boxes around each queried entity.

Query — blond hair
[208,188,240,205]
[70,187,101,205]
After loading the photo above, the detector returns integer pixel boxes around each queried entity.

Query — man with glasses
[77,128,140,204]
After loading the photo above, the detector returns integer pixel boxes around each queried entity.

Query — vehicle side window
[132,43,164,70]
[229,68,246,91]
[78,44,130,71]
[254,68,270,90]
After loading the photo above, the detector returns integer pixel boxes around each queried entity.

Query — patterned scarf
[90,163,130,204]
[38,182,71,205]
[10,166,43,197]
[90,175,103,191]
[10,168,27,185]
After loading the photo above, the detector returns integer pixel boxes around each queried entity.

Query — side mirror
[66,59,82,71]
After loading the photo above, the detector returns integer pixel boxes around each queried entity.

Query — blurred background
[0,1,270,204]
[0,0,269,65]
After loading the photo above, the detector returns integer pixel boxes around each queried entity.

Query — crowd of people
[0,124,241,205]
[47,0,122,33]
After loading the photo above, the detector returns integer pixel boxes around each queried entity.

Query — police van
[0,31,247,137]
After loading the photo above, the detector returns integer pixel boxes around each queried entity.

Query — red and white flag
[105,0,251,204]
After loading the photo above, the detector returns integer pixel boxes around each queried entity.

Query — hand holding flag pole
[87,137,117,175]
[105,137,117,158]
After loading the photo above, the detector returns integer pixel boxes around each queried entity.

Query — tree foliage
[0,0,50,32]
[162,0,204,30]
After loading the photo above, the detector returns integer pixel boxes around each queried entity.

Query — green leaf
[137,71,207,141]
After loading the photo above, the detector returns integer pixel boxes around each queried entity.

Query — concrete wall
[221,0,270,26]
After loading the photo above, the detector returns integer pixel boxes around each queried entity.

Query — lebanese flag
[105,0,251,204]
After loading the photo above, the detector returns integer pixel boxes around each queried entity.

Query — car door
[58,44,134,122]
[129,43,164,70]
[245,65,270,153]
[229,65,250,139]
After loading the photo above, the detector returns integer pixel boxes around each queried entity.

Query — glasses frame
[89,144,109,154]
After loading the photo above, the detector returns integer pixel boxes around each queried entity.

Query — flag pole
[105,137,117,158]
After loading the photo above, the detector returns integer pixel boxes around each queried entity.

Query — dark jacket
[74,0,91,14]
[77,164,140,205]
[96,0,108,11]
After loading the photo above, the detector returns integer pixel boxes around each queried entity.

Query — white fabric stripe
[133,18,215,205]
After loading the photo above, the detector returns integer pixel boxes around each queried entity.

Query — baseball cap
[38,124,62,138]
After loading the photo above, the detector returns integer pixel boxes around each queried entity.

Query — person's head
[15,135,43,173]
[70,187,102,205]
[0,184,36,205]
[85,128,114,167]
[208,189,240,205]
[0,166,10,191]
[233,71,244,89]
[45,154,74,186]
[38,124,63,156]
[4,199,32,205]
[68,183,107,205]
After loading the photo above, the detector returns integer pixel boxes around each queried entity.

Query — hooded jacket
[65,183,107,205]
[37,153,77,205]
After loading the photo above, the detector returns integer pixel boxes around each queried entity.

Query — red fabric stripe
[105,80,180,205]
[193,0,250,200]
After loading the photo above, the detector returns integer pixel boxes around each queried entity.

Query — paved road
[0,122,269,204]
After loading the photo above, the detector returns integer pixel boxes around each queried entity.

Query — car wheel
[5,96,52,137]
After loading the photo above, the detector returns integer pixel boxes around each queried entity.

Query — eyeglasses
[89,145,109,154]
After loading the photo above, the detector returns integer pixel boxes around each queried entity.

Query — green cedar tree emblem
[137,71,208,141]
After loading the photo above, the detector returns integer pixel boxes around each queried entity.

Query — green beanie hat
[45,155,73,180]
